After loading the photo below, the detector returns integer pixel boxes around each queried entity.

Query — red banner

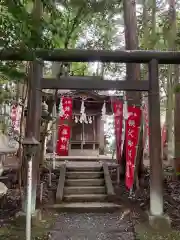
[112,99,124,164]
[56,124,71,156]
[56,97,73,156]
[60,97,73,120]
[161,123,166,148]
[10,105,17,126]
[125,106,141,189]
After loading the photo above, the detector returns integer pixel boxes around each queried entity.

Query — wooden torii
[1,48,177,224]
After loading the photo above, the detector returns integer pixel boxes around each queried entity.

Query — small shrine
[68,91,112,156]
[51,91,112,157]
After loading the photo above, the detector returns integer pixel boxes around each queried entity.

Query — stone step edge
[64,186,106,189]
[46,202,122,208]
[64,193,107,198]
[65,178,105,182]
[45,202,122,212]
[66,168,103,171]
[66,171,104,174]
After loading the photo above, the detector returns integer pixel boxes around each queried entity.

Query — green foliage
[71,62,89,76]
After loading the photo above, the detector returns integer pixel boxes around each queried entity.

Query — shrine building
[46,90,113,157]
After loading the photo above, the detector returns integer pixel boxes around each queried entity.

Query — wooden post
[148,59,163,216]
[97,116,105,155]
[81,122,84,151]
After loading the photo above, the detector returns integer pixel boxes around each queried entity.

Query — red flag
[56,124,71,156]
[161,123,166,148]
[11,105,17,126]
[125,106,141,189]
[112,99,124,164]
[56,97,73,156]
[60,97,73,121]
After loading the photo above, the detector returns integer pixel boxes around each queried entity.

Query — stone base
[148,213,171,231]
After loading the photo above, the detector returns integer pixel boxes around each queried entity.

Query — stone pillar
[148,59,163,216]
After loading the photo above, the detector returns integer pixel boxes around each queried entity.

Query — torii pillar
[148,59,170,227]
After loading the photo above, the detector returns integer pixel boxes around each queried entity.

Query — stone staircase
[51,162,121,212]
[64,165,107,202]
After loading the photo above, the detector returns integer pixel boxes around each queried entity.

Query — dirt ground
[1,157,180,239]
[50,212,135,240]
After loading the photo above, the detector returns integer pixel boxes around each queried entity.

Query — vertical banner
[10,104,22,132]
[161,123,166,159]
[10,105,17,127]
[121,100,128,154]
[56,125,71,156]
[125,106,141,189]
[56,97,73,156]
[10,104,21,148]
[161,123,166,148]
[112,99,124,164]
[14,105,22,133]
[142,97,149,154]
[60,97,73,120]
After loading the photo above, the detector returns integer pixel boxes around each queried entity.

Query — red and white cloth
[56,97,73,156]
[112,99,124,164]
[125,106,141,189]
[56,124,71,156]
[60,97,73,121]
[10,105,22,133]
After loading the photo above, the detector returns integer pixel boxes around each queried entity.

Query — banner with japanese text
[56,96,73,156]
[125,106,141,189]
[112,99,124,164]
[60,97,73,121]
[161,123,166,148]
[56,124,71,156]
[10,105,22,133]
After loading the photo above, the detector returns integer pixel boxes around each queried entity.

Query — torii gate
[2,48,177,224]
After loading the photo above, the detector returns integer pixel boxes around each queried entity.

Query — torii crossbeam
[1,48,174,224]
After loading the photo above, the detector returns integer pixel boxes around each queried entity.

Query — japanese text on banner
[112,99,124,164]
[10,105,22,133]
[60,97,73,120]
[125,106,141,189]
[56,124,71,156]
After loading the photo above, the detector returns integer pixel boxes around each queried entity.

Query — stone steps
[46,202,122,213]
[66,171,104,179]
[66,166,102,172]
[63,164,107,203]
[65,178,105,187]
[55,162,117,211]
[64,186,106,195]
[63,193,108,202]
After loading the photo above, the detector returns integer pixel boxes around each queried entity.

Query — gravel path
[50,211,136,240]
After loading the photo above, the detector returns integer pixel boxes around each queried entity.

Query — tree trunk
[166,0,176,163]
[22,0,43,213]
[174,65,180,176]
[122,0,143,187]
